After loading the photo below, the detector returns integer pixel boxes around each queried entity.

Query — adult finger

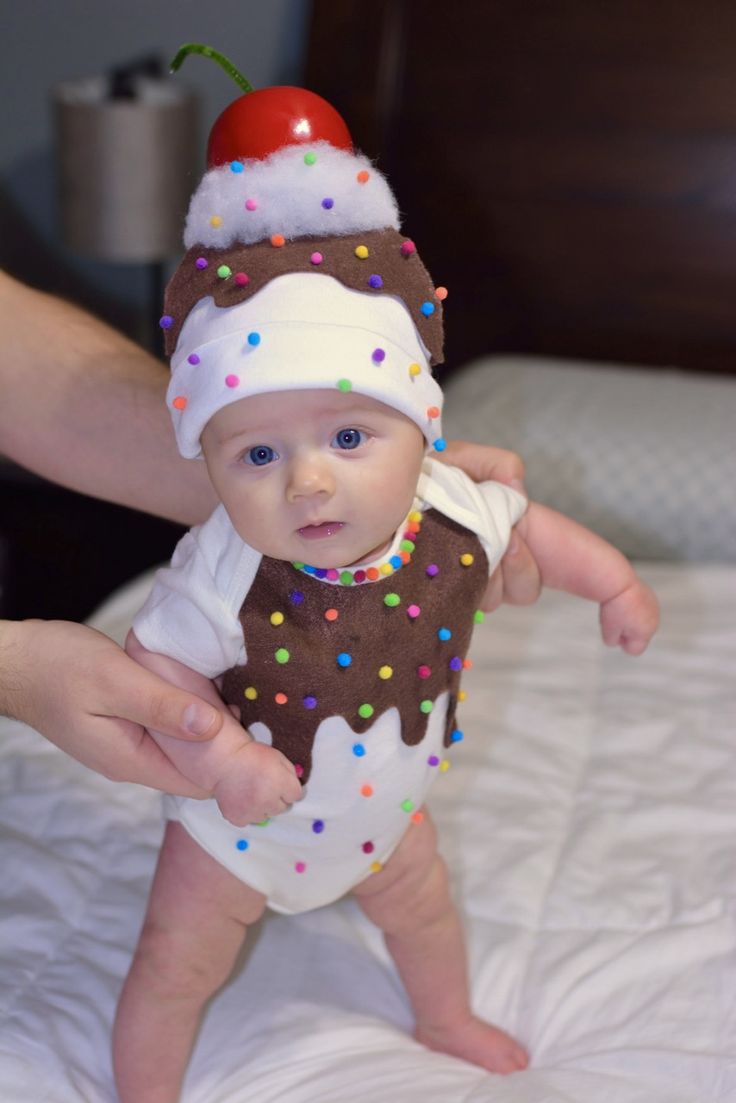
[96,650,224,743]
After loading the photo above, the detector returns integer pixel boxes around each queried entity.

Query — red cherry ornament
[207,86,352,167]
[170,44,353,167]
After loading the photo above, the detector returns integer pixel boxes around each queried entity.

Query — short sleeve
[417,459,527,573]
[133,507,260,678]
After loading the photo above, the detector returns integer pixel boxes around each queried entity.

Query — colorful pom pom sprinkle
[451,729,464,742]
[312,819,325,833]
[419,699,434,714]
[270,611,285,626]
[295,861,307,873]
[440,760,451,773]
[401,798,415,813]
[407,604,421,619]
[427,406,441,419]
[433,438,447,453]
[421,301,436,317]
[408,363,422,378]
[304,151,317,165]
[427,755,440,767]
[295,763,304,778]
[426,563,439,577]
[244,686,258,700]
[463,658,473,669]
[324,608,338,622]
[337,652,352,668]
[195,257,208,269]
[353,743,366,757]
[417,664,432,678]
[247,331,261,346]
[225,374,240,388]
[337,378,352,392]
[236,838,249,851]
[245,198,258,211]
[356,169,370,184]
[378,665,393,679]
[172,396,187,410]
[372,347,386,363]
[275,692,288,705]
[289,590,305,604]
[321,197,334,209]
[362,841,375,854]
[355,244,369,259]
[400,240,416,256]
[368,274,383,289]
[449,657,463,671]
[438,627,452,640]
[384,593,400,607]
[358,703,374,719]
[275,647,290,664]
[474,609,486,624]
[209,215,223,228]
[460,553,475,566]
[235,272,250,286]
[411,811,425,824]
[187,353,200,365]
[217,265,232,279]
[370,861,383,873]
[230,160,244,173]
[303,695,317,709]
[361,783,374,797]
[310,251,324,265]
[271,233,286,247]
[435,286,448,300]
[159,315,173,329]
[458,689,467,702]
[339,570,354,585]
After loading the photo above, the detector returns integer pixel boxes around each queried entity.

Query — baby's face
[200,389,426,567]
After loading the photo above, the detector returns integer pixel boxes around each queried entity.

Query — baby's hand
[213,741,303,827]
[599,578,660,655]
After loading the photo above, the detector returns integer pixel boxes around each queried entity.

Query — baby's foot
[416,1014,528,1075]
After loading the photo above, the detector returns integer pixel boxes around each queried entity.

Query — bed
[3,4,736,1102]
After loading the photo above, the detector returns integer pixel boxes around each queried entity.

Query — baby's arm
[126,630,302,825]
[510,503,659,654]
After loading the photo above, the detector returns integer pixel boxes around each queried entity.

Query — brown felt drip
[221,511,487,784]
[164,228,444,365]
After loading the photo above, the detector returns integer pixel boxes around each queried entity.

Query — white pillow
[442,355,736,562]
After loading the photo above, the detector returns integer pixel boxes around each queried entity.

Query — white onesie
[134,460,525,913]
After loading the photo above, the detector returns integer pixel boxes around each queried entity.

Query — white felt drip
[184,142,401,248]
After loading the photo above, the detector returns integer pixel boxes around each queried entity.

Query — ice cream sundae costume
[135,132,526,915]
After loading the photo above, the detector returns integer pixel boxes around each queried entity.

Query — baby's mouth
[297,521,345,540]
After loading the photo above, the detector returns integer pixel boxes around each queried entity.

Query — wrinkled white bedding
[2,561,734,1103]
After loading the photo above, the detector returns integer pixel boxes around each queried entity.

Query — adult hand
[440,441,542,610]
[0,619,220,796]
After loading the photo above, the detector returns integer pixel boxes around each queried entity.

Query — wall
[1,0,311,342]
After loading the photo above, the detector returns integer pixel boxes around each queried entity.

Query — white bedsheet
[1,562,735,1103]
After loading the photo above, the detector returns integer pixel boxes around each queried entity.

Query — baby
[112,102,658,1102]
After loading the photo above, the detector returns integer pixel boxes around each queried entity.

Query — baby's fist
[213,741,302,826]
[599,578,660,655]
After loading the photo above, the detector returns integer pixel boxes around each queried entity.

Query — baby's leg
[113,821,266,1103]
[353,811,528,1074]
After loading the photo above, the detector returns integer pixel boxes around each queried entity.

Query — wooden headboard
[306,1,736,376]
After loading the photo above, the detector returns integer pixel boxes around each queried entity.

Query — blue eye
[245,445,278,466]
[332,428,365,450]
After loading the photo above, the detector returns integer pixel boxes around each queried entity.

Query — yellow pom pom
[244,686,258,701]
[209,215,223,228]
[460,553,475,566]
[378,665,393,680]
[270,611,285,626]
[355,244,369,259]
[408,363,422,377]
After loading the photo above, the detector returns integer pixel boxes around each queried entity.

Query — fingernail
[510,477,526,496]
[183,703,217,736]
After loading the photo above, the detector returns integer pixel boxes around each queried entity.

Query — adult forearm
[0,270,216,525]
